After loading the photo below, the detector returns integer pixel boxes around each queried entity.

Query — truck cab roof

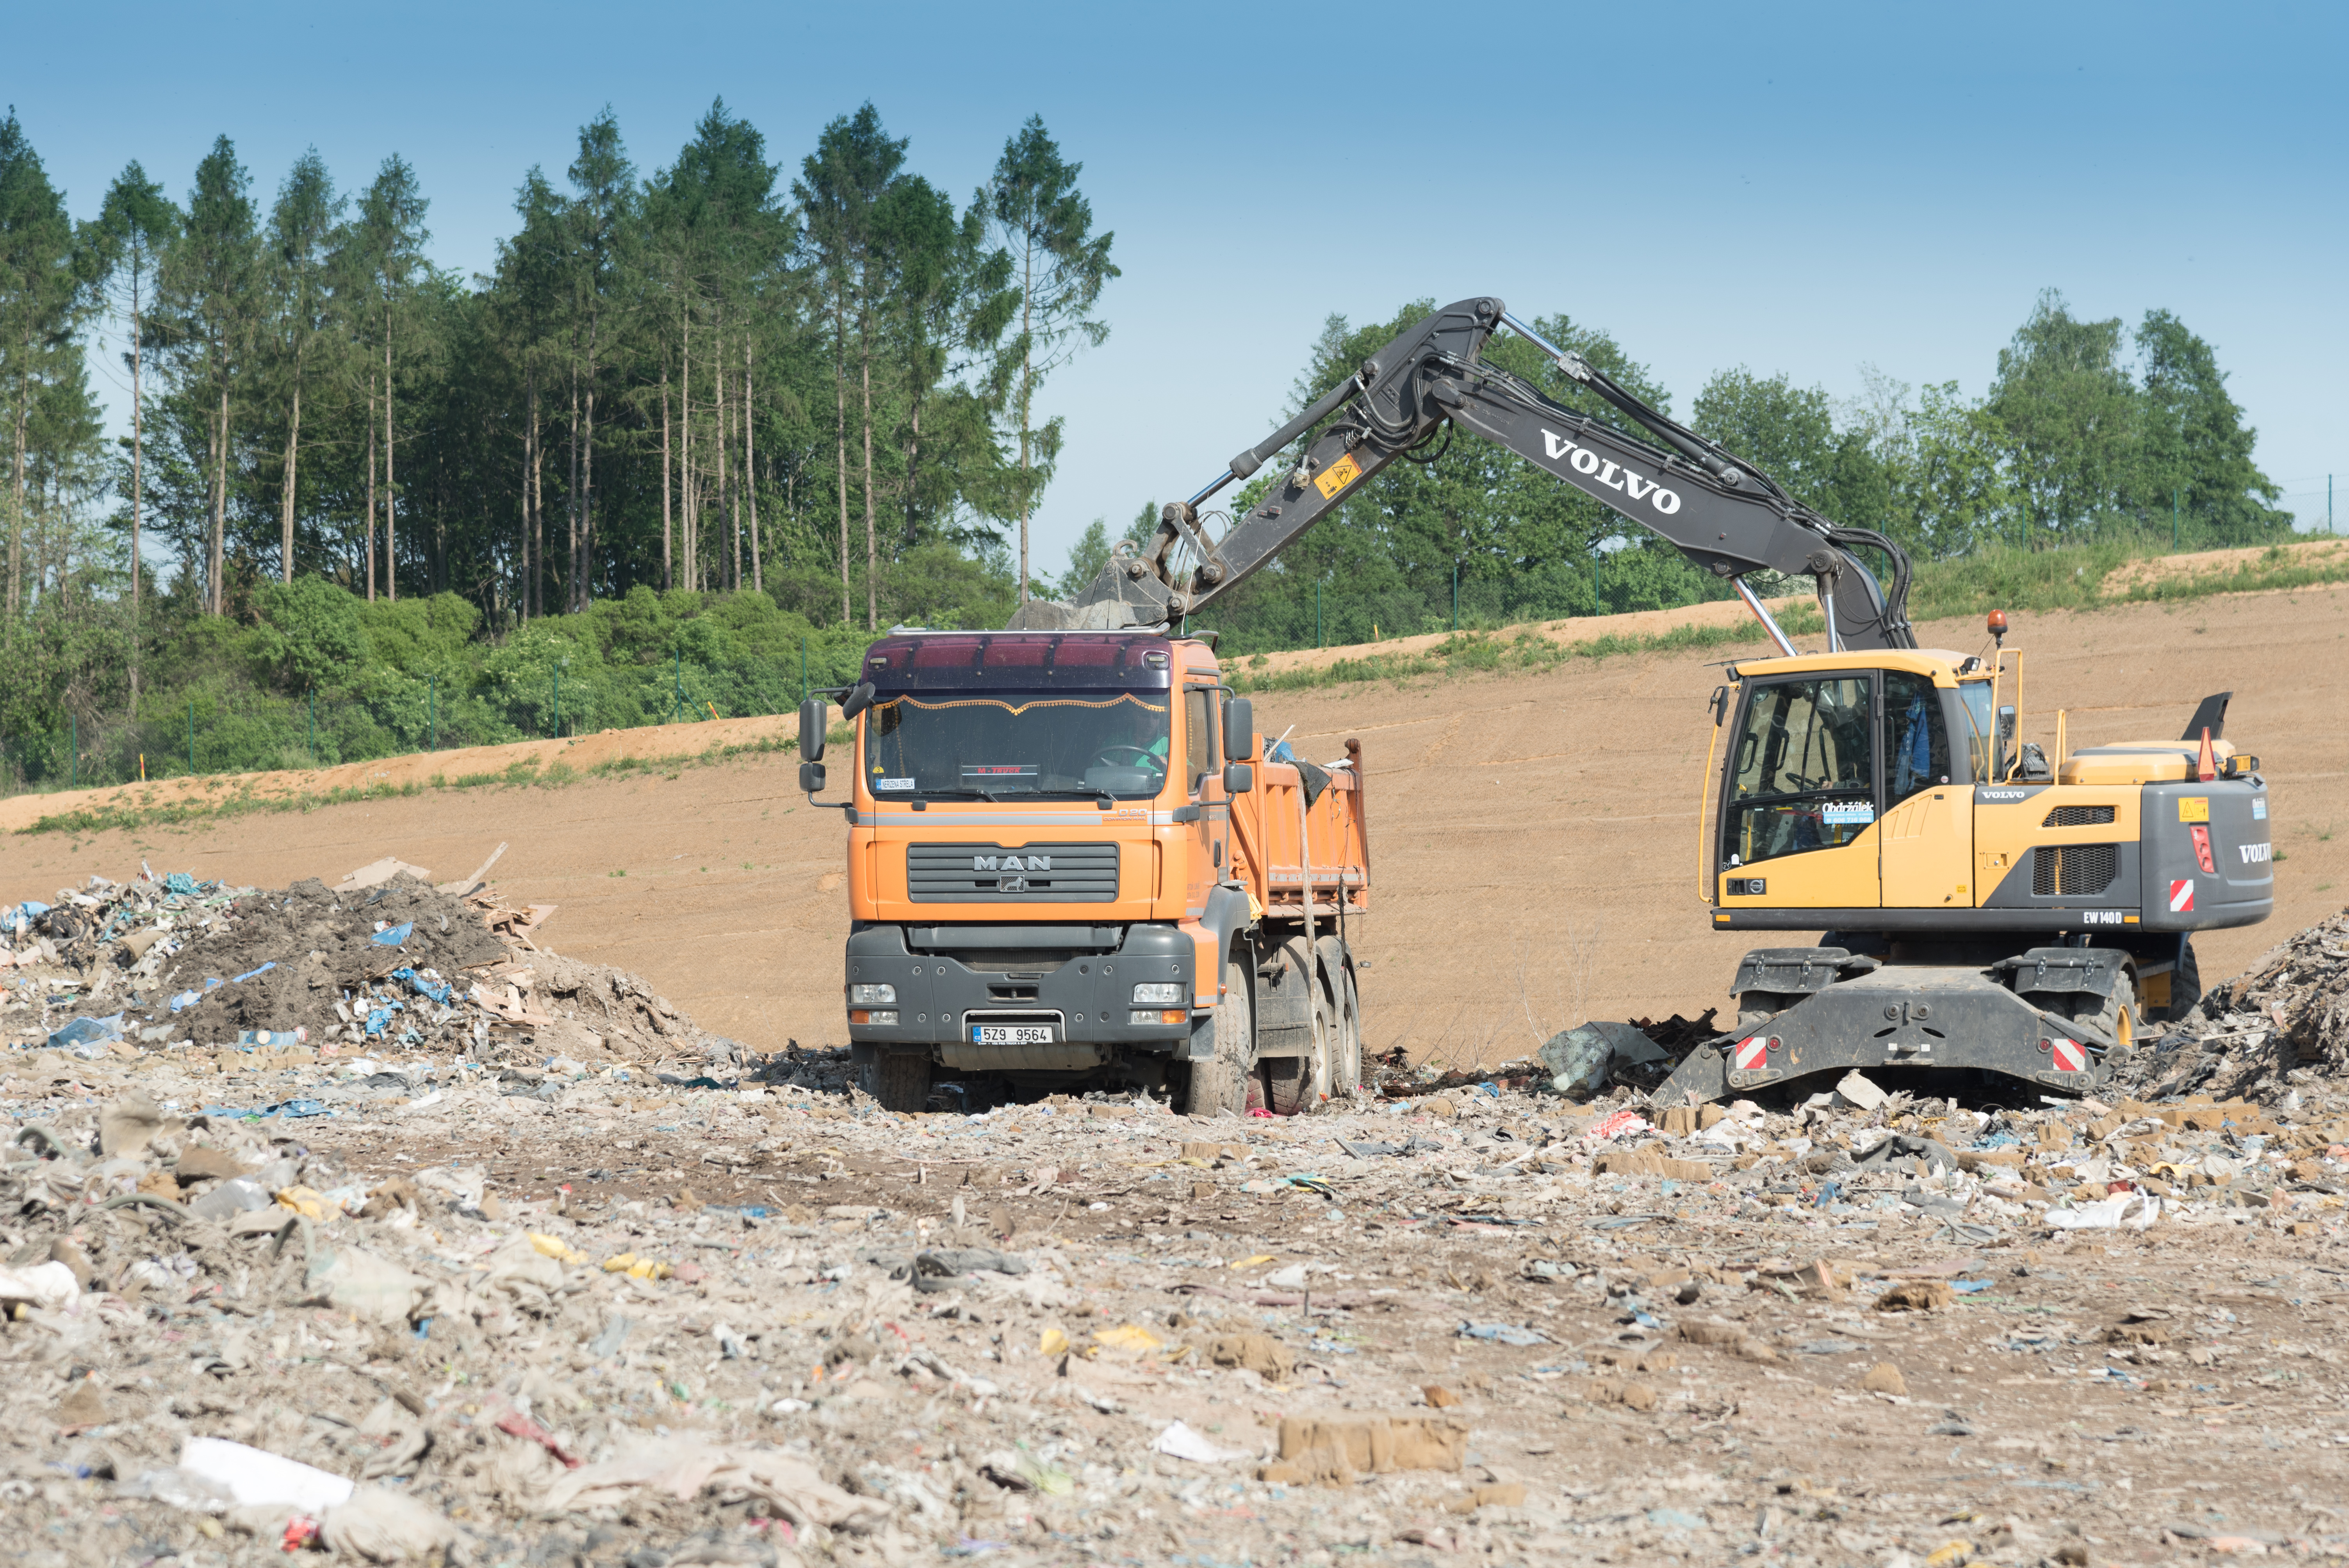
[859,631,1192,691]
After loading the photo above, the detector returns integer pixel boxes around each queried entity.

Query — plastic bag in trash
[46,1014,123,1050]
[305,1242,425,1326]
[177,1436,354,1513]
[0,1260,80,1312]
[370,922,413,947]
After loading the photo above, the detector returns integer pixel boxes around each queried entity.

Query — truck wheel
[868,1049,932,1114]
[1327,954,1363,1099]
[1736,991,1791,1031]
[1182,959,1253,1117]
[1264,937,1332,1115]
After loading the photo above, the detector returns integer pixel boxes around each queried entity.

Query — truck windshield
[863,691,1171,800]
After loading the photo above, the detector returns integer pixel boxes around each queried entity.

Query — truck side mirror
[1223,762,1254,794]
[841,681,877,720]
[1222,697,1252,761]
[798,698,828,762]
[1709,685,1732,727]
[799,761,827,794]
[1997,704,2017,778]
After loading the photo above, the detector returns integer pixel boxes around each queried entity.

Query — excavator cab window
[1955,679,1997,781]
[1723,676,1875,867]
[1882,671,1951,807]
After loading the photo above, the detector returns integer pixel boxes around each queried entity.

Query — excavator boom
[1016,296,1913,652]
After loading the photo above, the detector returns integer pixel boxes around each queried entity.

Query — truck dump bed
[1229,741,1370,929]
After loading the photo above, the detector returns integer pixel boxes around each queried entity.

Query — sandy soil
[9,578,2348,1066]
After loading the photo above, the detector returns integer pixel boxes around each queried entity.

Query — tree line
[0,90,2295,786]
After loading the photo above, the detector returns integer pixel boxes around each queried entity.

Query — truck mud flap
[1655,977,2099,1105]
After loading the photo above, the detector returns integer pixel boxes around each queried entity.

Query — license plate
[972,1024,1056,1046]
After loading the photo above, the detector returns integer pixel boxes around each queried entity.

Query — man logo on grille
[974,854,1050,872]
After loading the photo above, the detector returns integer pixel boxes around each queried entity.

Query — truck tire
[1326,950,1363,1099]
[1264,937,1332,1115]
[1182,959,1253,1117]
[867,1049,931,1114]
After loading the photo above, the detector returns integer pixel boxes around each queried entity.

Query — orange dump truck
[796,629,1368,1114]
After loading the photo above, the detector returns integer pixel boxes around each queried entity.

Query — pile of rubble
[2114,913,2349,1104]
[3,855,740,1073]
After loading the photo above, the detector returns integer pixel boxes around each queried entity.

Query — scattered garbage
[0,857,2345,1559]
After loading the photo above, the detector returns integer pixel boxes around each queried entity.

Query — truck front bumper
[845,923,1201,1068]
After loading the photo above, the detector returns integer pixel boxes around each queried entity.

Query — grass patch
[1228,603,1827,696]
[14,730,806,838]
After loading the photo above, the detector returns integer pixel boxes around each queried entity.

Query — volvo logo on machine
[2241,843,2272,863]
[1540,429,1682,515]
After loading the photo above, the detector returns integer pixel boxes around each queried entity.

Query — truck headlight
[849,984,896,1005]
[1130,982,1184,1005]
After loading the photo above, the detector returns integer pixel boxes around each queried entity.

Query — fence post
[70,712,75,789]
[308,690,315,762]
[552,667,560,739]
[674,649,683,723]
[2173,488,2179,552]
[188,701,195,777]
[1315,580,1321,649]
[428,674,437,750]
[799,636,807,706]
[1451,563,1459,632]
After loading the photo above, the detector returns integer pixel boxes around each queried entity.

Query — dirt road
[9,582,2346,1063]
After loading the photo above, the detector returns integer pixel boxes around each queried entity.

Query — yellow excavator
[1018,296,2275,1101]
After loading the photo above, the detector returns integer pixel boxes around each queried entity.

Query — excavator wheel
[2164,939,2204,1023]
[1736,991,1792,1032]
[2065,970,2138,1064]
[1181,958,1254,1117]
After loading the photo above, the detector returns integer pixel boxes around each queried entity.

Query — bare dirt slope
[9,582,2348,1062]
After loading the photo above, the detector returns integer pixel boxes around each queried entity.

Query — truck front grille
[2034,843,2118,896]
[907,843,1119,903]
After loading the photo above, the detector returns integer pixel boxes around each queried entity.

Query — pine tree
[0,112,86,622]
[92,163,180,708]
[263,150,341,584]
[981,117,1117,602]
[160,136,263,615]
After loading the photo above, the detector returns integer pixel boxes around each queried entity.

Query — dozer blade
[1655,962,2107,1105]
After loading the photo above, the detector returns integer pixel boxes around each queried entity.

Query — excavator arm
[1016,295,1913,652]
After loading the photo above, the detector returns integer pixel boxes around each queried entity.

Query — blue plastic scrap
[364,1000,404,1036]
[164,873,197,896]
[390,967,453,1005]
[232,962,276,984]
[46,1015,124,1049]
[167,990,203,1014]
[1457,1321,1550,1346]
[371,923,413,947]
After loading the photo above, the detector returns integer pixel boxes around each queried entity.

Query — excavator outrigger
[1017,296,2273,1102]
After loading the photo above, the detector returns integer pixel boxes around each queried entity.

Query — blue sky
[10,0,2346,573]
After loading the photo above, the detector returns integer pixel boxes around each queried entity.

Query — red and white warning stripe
[2169,878,2195,913]
[1734,1036,1770,1071]
[2051,1037,2087,1073]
